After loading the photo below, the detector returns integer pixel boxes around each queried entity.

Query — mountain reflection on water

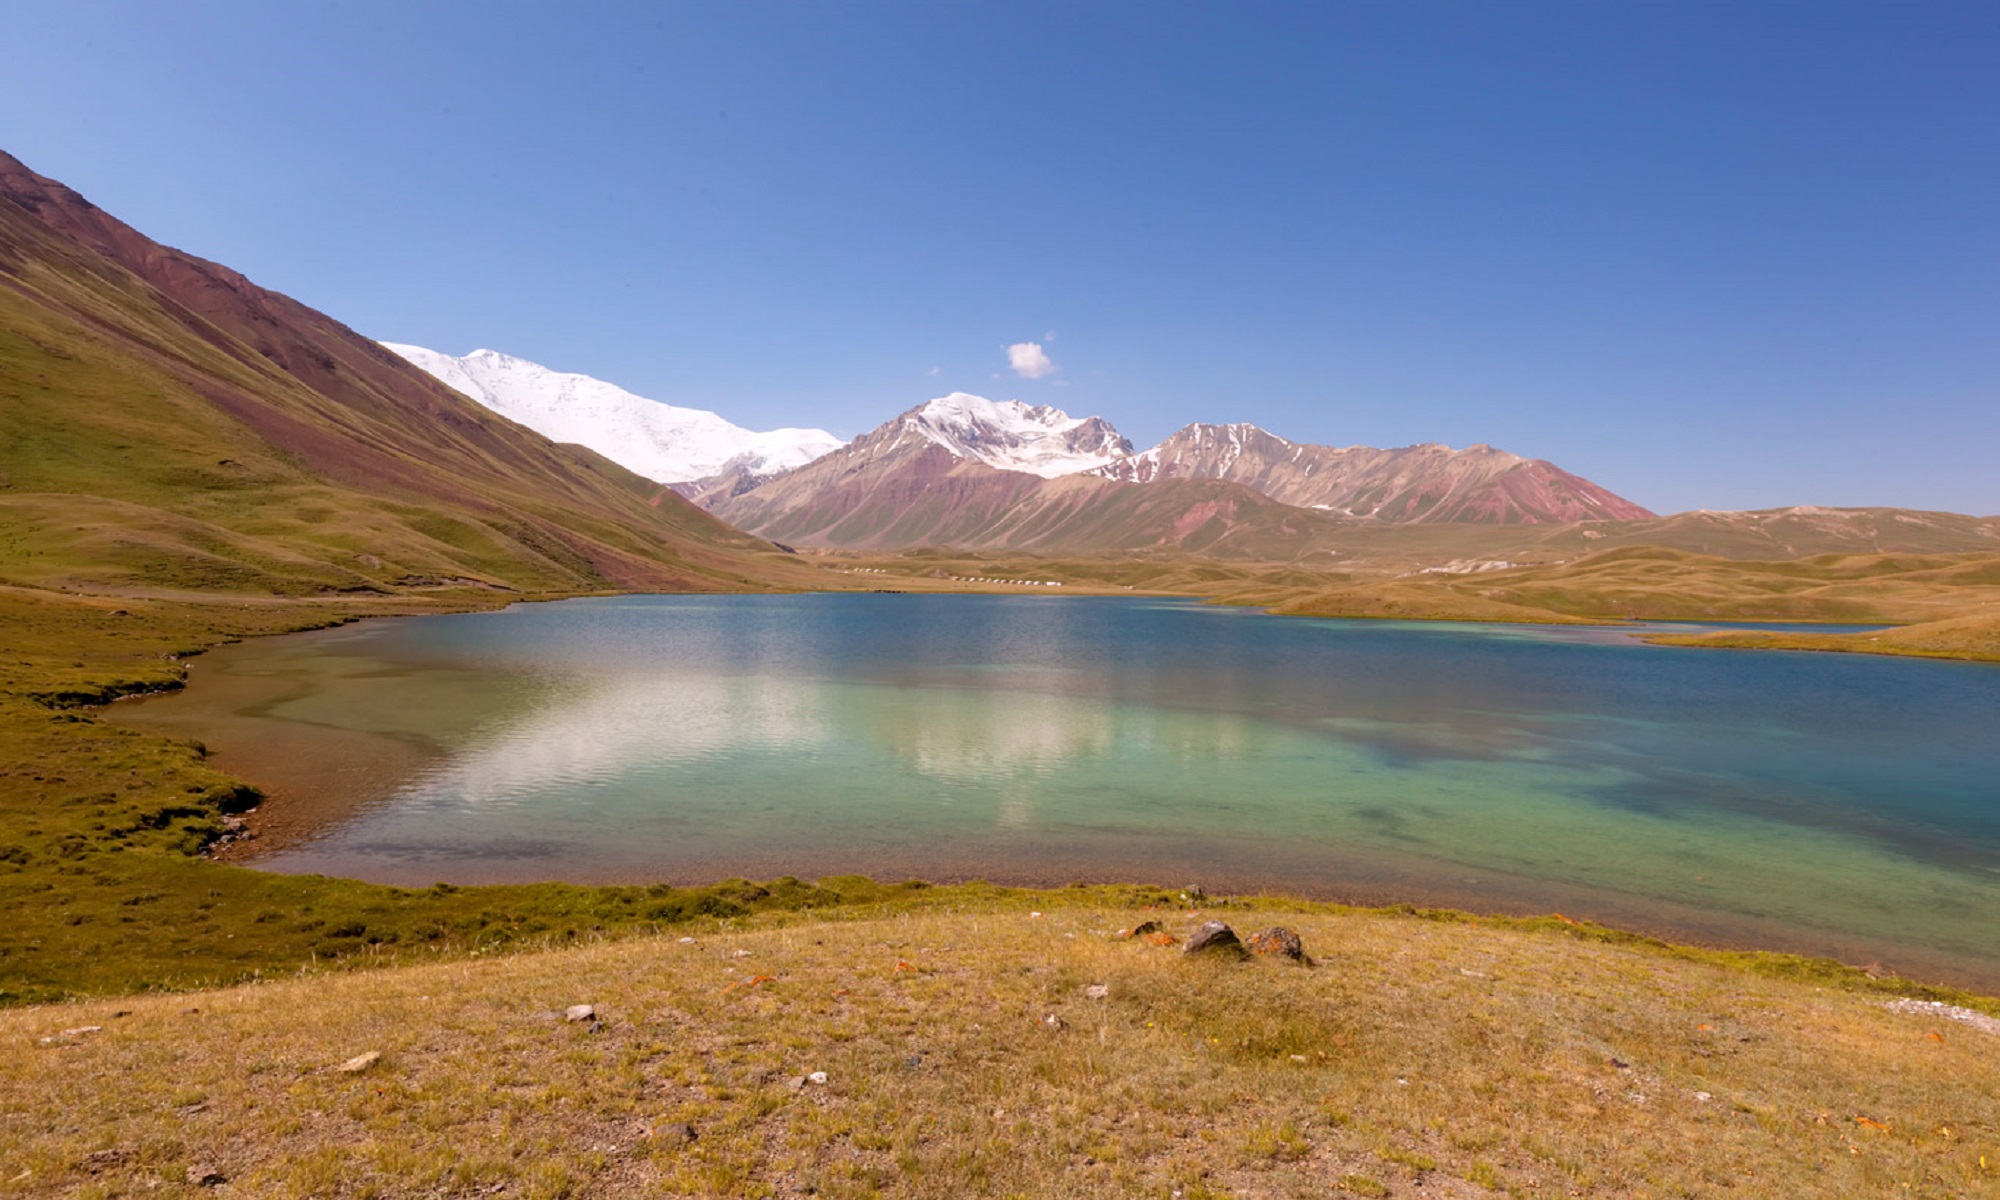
[123,594,2000,987]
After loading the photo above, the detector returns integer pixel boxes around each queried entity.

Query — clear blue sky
[4,1,1996,515]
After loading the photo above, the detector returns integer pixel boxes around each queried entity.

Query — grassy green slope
[0,149,817,597]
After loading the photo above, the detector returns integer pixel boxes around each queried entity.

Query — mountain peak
[384,344,843,485]
[898,393,1133,478]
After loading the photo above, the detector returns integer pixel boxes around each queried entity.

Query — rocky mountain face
[701,396,1347,554]
[702,401,1078,548]
[1092,423,1654,524]
[706,395,1657,554]
[384,344,842,486]
[0,149,814,595]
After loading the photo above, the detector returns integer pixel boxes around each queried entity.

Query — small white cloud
[1044,329,1058,343]
[1007,341,1058,379]
[1052,379,1071,387]
[927,366,942,377]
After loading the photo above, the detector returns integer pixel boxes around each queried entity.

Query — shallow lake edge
[2,585,1983,1006]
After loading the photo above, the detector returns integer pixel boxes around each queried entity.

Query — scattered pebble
[564,1004,597,1023]
[185,1165,227,1187]
[1084,984,1109,1000]
[807,1071,829,1085]
[1040,1013,1069,1031]
[1122,920,1162,939]
[335,1051,381,1074]
[1885,999,2000,1036]
[678,937,696,944]
[731,949,752,958]
[38,1025,102,1045]
[1694,1091,1714,1103]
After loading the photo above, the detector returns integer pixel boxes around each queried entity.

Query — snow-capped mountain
[705,400,1656,552]
[897,393,1133,477]
[382,344,843,485]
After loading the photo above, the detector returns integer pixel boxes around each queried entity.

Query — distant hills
[0,150,813,596]
[699,396,1656,550]
[388,349,1998,561]
[699,401,1996,560]
[397,354,1669,554]
[1089,422,1651,524]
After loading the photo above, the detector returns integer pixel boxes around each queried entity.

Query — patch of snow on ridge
[904,393,1133,478]
[384,343,844,484]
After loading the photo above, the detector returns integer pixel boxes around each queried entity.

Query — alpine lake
[113,595,2000,990]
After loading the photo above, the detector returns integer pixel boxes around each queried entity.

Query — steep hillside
[1093,422,1654,523]
[0,149,814,596]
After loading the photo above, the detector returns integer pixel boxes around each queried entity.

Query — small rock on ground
[1122,920,1162,939]
[335,1051,381,1074]
[564,1004,596,1023]
[185,1165,227,1187]
[1184,920,1245,956]
[1246,926,1308,962]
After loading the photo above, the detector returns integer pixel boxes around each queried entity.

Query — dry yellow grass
[1647,610,2000,663]
[4,905,1994,1199]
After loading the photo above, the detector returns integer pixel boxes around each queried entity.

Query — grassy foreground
[5,903,1998,1198]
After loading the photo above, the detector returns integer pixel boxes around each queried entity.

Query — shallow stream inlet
[114,595,2000,990]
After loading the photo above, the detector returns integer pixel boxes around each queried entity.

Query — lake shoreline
[8,581,1996,1007]
[111,592,2000,997]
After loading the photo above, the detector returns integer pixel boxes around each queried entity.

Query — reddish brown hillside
[0,149,808,594]
[1092,423,1652,524]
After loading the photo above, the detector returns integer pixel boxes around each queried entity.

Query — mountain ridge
[0,148,814,596]
[1092,421,1654,524]
[701,395,1660,554]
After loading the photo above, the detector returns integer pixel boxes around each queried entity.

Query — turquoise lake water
[126,595,2000,986]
